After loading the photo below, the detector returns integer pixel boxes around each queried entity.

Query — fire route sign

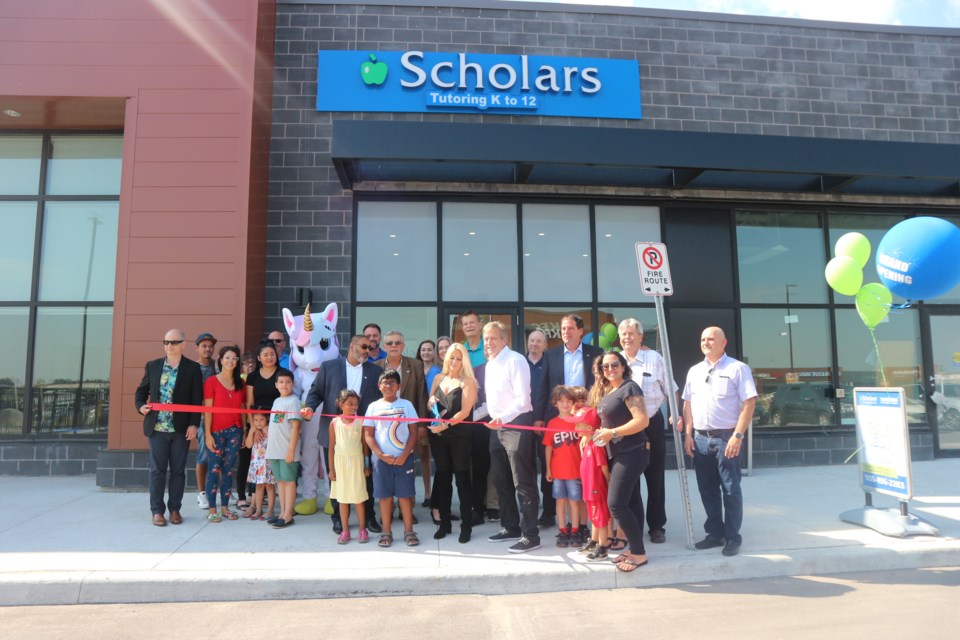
[635,242,674,296]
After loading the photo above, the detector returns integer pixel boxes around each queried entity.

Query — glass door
[924,310,960,456]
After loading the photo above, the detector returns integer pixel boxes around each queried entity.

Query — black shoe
[421,498,431,508]
[434,521,452,540]
[471,512,485,526]
[507,537,541,553]
[265,515,280,525]
[367,518,382,534]
[411,514,419,525]
[458,528,471,544]
[487,528,522,542]
[450,514,460,522]
[650,530,666,544]
[486,509,500,521]
[537,514,556,528]
[694,536,725,550]
[722,540,741,557]
[272,518,295,529]
[332,519,343,535]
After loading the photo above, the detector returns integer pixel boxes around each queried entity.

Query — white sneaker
[197,491,209,509]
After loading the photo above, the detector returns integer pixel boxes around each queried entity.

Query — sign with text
[316,50,641,120]
[853,387,913,500]
[635,242,673,296]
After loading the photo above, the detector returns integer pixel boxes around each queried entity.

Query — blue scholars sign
[316,50,642,120]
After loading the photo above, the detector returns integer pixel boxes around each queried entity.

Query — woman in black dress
[242,340,282,514]
[589,350,650,572]
[427,342,478,543]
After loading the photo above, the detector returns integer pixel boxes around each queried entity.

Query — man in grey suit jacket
[532,314,604,528]
[303,334,382,533]
[135,329,203,527]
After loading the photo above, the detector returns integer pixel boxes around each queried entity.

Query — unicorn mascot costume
[282,302,340,516]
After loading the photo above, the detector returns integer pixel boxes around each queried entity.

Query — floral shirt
[155,361,178,433]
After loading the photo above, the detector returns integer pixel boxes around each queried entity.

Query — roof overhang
[331,121,960,200]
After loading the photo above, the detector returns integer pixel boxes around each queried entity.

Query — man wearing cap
[135,329,204,526]
[194,332,218,509]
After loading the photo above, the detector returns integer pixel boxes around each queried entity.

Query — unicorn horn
[303,304,314,332]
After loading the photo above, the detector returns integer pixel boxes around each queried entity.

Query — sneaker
[337,530,351,545]
[556,531,570,548]
[578,540,598,555]
[358,528,369,544]
[488,529,522,543]
[587,546,608,561]
[197,491,209,509]
[694,536,725,550]
[507,537,541,554]
[579,528,590,546]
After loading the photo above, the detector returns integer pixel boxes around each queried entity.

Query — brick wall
[0,441,103,476]
[266,1,960,335]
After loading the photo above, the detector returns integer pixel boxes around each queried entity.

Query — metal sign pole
[654,293,696,550]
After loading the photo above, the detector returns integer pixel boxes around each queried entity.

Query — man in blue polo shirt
[460,310,485,369]
[682,326,757,558]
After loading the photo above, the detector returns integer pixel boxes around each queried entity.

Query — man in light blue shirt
[682,326,757,558]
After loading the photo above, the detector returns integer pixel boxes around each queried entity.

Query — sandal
[404,531,420,547]
[237,501,251,510]
[221,510,239,520]
[609,552,629,564]
[606,537,627,551]
[616,558,649,573]
[378,533,393,548]
[207,513,222,523]
[241,507,256,519]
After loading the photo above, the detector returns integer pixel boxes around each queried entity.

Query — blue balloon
[876,217,960,300]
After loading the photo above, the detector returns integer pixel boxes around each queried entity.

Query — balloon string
[869,328,888,386]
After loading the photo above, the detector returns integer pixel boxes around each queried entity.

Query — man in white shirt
[682,326,757,557]
[482,321,540,553]
[618,318,682,544]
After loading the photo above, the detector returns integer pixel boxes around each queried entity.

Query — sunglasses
[162,340,184,346]
[601,362,621,371]
[384,340,402,346]
[270,338,285,344]
[705,366,716,384]
[360,344,375,351]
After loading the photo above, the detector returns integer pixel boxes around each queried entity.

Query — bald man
[682,327,757,557]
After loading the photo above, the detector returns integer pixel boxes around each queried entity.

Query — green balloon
[825,256,863,296]
[835,232,871,269]
[598,335,611,350]
[601,323,617,340]
[856,282,892,329]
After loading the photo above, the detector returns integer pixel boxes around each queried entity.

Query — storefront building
[2,1,959,485]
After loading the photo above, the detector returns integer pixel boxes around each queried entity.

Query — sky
[517,0,960,28]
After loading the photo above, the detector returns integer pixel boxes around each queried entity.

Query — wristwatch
[734,432,744,440]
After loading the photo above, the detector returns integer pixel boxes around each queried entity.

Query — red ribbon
[145,403,584,433]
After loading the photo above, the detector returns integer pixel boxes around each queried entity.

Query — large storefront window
[741,308,834,427]
[595,206,660,302]
[0,133,120,438]
[835,307,924,424]
[355,201,436,302]
[442,203,517,302]
[828,212,906,303]
[522,204,591,303]
[737,211,827,304]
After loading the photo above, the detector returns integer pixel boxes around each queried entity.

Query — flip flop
[616,558,648,573]
[610,552,629,564]
[607,537,627,551]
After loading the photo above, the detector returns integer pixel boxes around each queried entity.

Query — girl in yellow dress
[328,389,370,544]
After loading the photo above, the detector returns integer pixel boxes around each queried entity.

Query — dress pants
[492,412,540,541]
[644,410,667,534]
[428,427,473,532]
[148,430,189,515]
[469,422,491,515]
[537,441,555,519]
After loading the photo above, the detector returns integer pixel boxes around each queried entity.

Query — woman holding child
[589,350,650,572]
[427,342,477,543]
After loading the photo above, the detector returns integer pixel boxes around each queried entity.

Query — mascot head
[282,302,340,374]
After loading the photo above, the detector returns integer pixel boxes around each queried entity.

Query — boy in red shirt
[543,386,583,548]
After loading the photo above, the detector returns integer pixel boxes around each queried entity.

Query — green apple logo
[360,53,388,86]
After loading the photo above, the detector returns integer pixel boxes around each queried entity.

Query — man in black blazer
[135,329,203,527]
[532,314,604,528]
[303,334,383,533]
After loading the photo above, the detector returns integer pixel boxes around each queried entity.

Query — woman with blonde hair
[427,342,478,543]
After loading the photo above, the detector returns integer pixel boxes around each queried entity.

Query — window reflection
[356,202,436,302]
[31,308,112,434]
[596,307,660,351]
[524,307,594,351]
[46,135,122,196]
[522,204,591,302]
[929,216,960,304]
[39,202,119,301]
[0,308,29,436]
[355,306,436,359]
[835,307,924,424]
[0,136,42,195]
[0,203,37,301]
[596,206,660,302]
[737,211,827,304]
[742,308,834,427]
[442,203,517,302]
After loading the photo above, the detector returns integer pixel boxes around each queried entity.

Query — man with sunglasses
[267,330,290,369]
[135,329,204,527]
[682,326,757,557]
[302,335,383,533]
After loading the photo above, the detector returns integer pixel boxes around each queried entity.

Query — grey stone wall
[0,441,103,476]
[267,1,960,331]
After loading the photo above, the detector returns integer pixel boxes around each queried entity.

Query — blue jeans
[693,431,743,545]
[205,426,242,510]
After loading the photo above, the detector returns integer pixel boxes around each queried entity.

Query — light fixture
[604,233,612,238]
[389,234,396,238]
[463,252,470,256]
[2,109,21,118]
[538,232,545,237]
[582,253,589,257]
[393,252,399,256]
[524,253,530,257]
[468,231,476,235]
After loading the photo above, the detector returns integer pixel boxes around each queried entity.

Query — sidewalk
[2,459,959,606]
